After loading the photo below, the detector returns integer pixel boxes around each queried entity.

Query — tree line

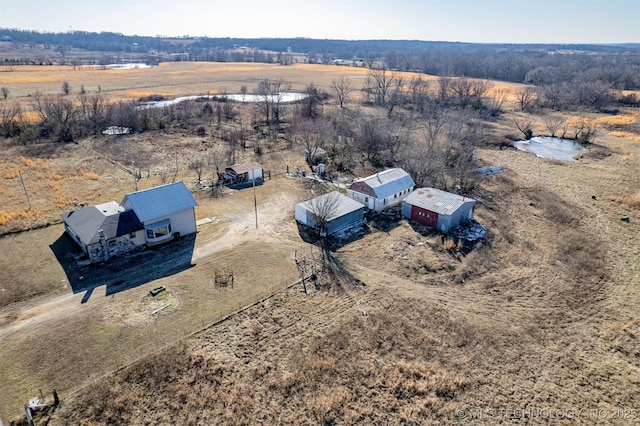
[3,28,639,91]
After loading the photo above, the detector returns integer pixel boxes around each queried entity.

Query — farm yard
[0,56,639,425]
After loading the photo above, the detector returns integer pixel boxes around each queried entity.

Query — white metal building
[347,168,415,212]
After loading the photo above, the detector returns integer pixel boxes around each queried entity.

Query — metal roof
[298,191,364,222]
[403,187,475,216]
[122,181,198,223]
[226,162,262,174]
[351,168,415,199]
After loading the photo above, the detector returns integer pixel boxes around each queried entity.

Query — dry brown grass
[39,144,640,423]
[3,63,640,425]
[2,62,378,107]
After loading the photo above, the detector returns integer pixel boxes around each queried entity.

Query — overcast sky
[1,0,638,44]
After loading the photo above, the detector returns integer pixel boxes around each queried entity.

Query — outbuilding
[347,168,415,212]
[224,162,263,186]
[402,187,475,233]
[295,191,365,236]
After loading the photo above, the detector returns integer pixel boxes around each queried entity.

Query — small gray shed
[402,188,475,233]
[295,191,365,236]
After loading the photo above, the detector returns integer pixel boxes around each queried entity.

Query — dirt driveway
[0,174,313,421]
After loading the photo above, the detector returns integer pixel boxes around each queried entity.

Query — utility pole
[19,170,31,209]
[253,169,258,229]
[132,161,138,191]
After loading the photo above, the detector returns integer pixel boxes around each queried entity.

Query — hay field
[1,62,375,102]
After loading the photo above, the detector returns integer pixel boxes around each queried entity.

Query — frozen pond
[224,93,308,103]
[139,92,308,109]
[513,136,587,162]
[79,63,151,70]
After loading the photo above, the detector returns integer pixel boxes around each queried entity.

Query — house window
[155,224,171,237]
[146,219,172,239]
[129,232,136,239]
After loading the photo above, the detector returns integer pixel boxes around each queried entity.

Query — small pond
[513,136,587,162]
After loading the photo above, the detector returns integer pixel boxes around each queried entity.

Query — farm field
[0,62,639,424]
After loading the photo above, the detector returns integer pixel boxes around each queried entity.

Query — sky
[1,0,639,44]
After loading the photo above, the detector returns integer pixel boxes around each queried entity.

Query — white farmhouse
[61,181,198,262]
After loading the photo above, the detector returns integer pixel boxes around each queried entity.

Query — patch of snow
[102,126,131,135]
[476,166,505,175]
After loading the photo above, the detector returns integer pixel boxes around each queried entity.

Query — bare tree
[297,83,322,119]
[78,93,110,134]
[306,191,342,238]
[448,140,477,191]
[330,75,354,109]
[292,117,328,166]
[542,114,565,137]
[368,63,397,107]
[516,86,537,111]
[189,155,207,186]
[0,101,21,138]
[386,76,405,117]
[436,75,452,105]
[513,117,534,140]
[449,77,491,109]
[31,92,77,142]
[61,81,71,96]
[570,116,598,143]
[485,89,506,116]
[355,115,388,166]
[222,97,237,120]
[208,144,230,196]
[422,104,450,144]
[254,78,290,130]
[409,76,432,113]
[401,137,445,188]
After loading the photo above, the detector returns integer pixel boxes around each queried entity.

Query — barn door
[412,207,437,227]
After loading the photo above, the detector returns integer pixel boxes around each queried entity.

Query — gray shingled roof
[403,188,475,216]
[121,181,198,223]
[61,202,143,246]
[353,168,415,199]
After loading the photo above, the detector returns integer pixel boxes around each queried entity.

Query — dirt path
[0,175,316,423]
[0,183,304,340]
